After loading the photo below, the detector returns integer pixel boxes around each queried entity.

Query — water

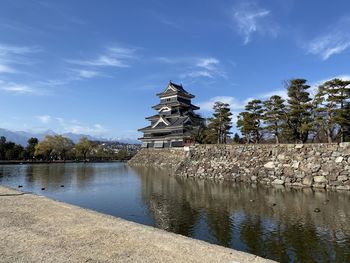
[1,163,350,262]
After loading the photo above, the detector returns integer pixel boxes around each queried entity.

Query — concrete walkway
[0,186,274,263]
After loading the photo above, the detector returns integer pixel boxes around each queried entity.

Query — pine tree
[263,95,286,144]
[237,100,264,143]
[285,79,312,143]
[328,79,350,142]
[233,133,242,144]
[207,102,232,144]
[341,102,350,141]
[315,78,350,142]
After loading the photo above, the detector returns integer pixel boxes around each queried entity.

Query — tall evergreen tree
[207,102,232,144]
[237,100,264,144]
[341,102,350,141]
[263,95,286,144]
[285,79,313,143]
[315,78,350,142]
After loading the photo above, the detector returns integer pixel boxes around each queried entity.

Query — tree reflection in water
[1,163,349,263]
[132,166,350,263]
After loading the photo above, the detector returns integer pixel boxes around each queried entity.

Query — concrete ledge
[0,186,274,263]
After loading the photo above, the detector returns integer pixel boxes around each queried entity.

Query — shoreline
[0,185,273,263]
[0,160,128,165]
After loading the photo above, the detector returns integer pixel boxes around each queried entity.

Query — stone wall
[176,143,350,191]
[128,148,186,170]
[129,143,350,191]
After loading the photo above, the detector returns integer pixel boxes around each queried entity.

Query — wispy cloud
[67,45,138,68]
[0,64,15,73]
[199,96,245,111]
[55,117,108,135]
[306,17,350,60]
[70,69,103,79]
[259,89,288,99]
[157,56,226,79]
[0,43,40,76]
[0,83,35,94]
[36,115,52,124]
[0,44,39,56]
[231,1,277,44]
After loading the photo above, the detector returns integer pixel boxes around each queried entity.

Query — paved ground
[0,186,275,263]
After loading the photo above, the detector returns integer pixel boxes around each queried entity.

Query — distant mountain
[0,128,140,146]
[0,128,31,146]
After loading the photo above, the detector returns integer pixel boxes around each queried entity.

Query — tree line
[0,135,129,161]
[194,78,350,144]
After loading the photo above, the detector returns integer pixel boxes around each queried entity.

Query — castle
[139,81,203,148]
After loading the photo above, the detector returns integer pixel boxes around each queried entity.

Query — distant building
[139,81,204,148]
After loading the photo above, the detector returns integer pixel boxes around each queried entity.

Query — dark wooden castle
[139,81,203,148]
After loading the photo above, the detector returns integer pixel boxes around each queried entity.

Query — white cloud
[71,69,101,79]
[160,56,225,79]
[259,89,288,99]
[231,2,277,44]
[0,44,39,56]
[0,64,16,73]
[306,17,350,60]
[36,115,52,124]
[198,96,245,112]
[67,45,137,68]
[0,83,34,94]
[196,58,219,70]
[68,123,107,135]
[54,117,108,136]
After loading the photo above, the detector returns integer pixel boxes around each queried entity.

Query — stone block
[264,161,275,169]
[302,175,313,186]
[292,161,300,169]
[336,185,350,191]
[313,183,326,189]
[335,157,344,163]
[314,175,327,183]
[272,179,284,185]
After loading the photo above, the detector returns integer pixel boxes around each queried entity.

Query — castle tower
[139,81,203,148]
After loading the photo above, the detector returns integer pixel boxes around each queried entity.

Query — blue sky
[1,0,350,140]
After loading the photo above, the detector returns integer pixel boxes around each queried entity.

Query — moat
[0,162,349,262]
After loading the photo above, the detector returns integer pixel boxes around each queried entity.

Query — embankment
[128,148,186,170]
[0,185,271,263]
[130,143,350,190]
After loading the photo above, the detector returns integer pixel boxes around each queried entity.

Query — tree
[263,95,286,144]
[52,135,74,160]
[35,136,54,160]
[35,135,74,160]
[285,79,313,143]
[116,149,128,160]
[341,102,350,141]
[313,78,350,143]
[26,137,39,159]
[0,136,6,159]
[233,133,242,144]
[237,100,264,144]
[207,102,232,144]
[75,137,93,160]
[0,137,26,160]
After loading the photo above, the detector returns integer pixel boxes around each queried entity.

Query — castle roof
[156,81,195,98]
[152,101,199,110]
